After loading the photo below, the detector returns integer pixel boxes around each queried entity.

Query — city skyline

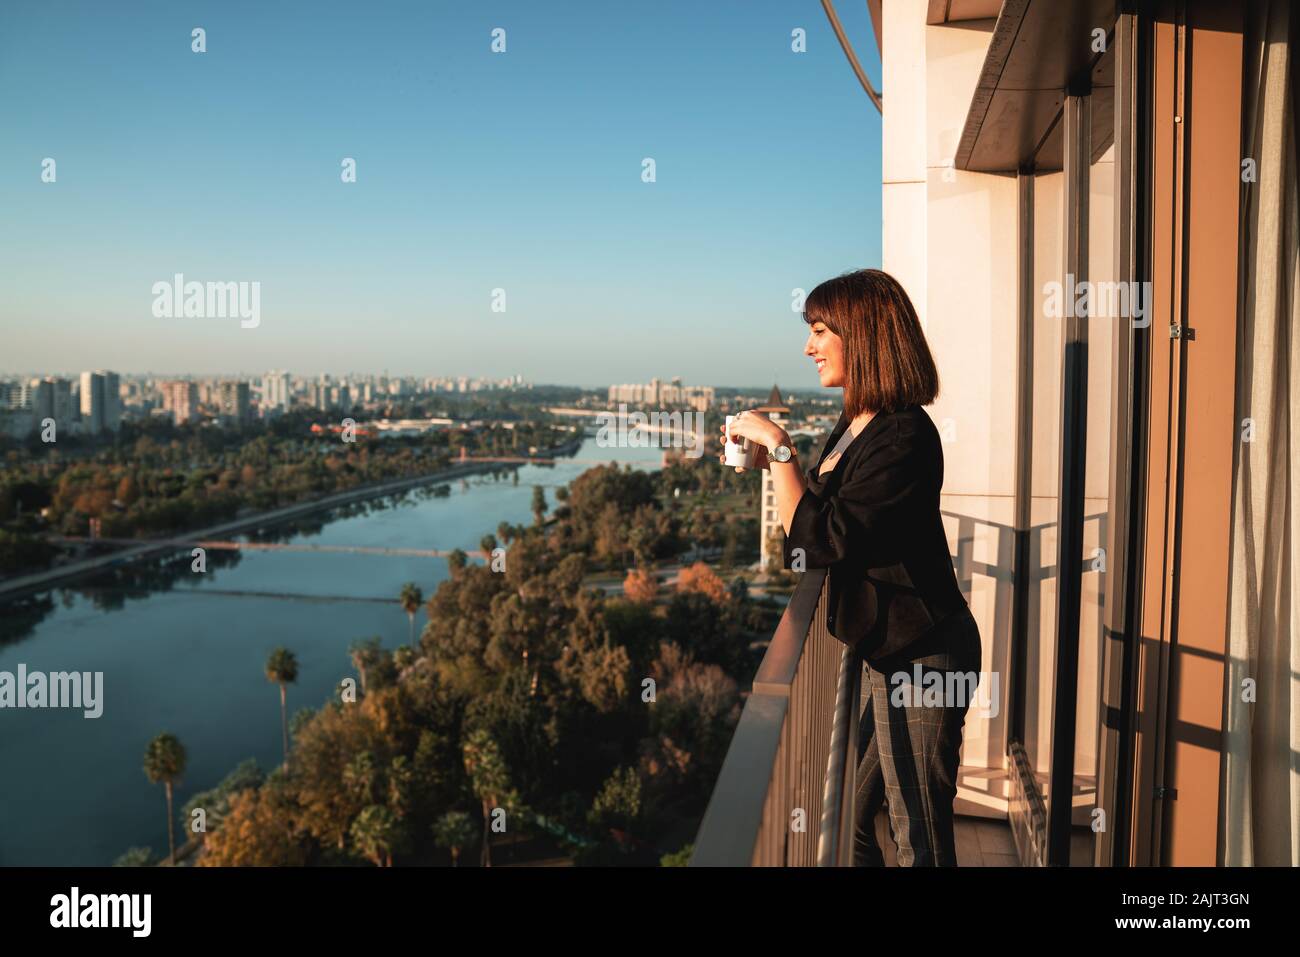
[0,1,882,387]
[0,365,840,398]
[1,366,837,440]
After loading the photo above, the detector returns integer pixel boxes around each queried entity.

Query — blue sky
[0,1,882,389]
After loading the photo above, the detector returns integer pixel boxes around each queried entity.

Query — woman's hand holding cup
[719,411,785,473]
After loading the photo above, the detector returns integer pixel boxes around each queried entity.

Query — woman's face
[804,319,846,388]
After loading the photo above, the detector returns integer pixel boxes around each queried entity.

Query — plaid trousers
[852,610,982,867]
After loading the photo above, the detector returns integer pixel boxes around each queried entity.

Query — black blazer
[781,405,968,663]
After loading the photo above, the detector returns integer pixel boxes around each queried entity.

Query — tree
[399,582,423,646]
[392,645,416,672]
[663,590,747,674]
[588,765,643,842]
[677,561,728,603]
[113,846,154,867]
[447,548,468,574]
[479,533,497,562]
[462,728,517,867]
[180,758,264,849]
[143,732,187,865]
[660,844,694,867]
[265,648,299,766]
[531,485,548,525]
[198,781,308,866]
[115,474,139,506]
[342,750,381,805]
[287,703,388,852]
[351,805,402,867]
[623,565,658,604]
[349,636,382,696]
[432,810,477,867]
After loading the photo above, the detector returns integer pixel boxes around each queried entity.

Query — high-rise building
[263,370,291,414]
[102,371,121,431]
[608,378,714,411]
[217,381,251,426]
[78,371,120,433]
[2,381,23,409]
[79,372,101,432]
[160,380,199,424]
[30,377,74,429]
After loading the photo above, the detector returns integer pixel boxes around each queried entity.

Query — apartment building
[695,0,1297,868]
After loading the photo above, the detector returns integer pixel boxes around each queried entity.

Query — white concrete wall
[881,0,929,328]
[880,3,1017,796]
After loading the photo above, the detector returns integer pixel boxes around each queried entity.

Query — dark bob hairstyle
[803,268,939,418]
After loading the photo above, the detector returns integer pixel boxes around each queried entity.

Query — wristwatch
[769,443,793,463]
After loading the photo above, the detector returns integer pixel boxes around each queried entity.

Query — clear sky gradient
[0,1,883,389]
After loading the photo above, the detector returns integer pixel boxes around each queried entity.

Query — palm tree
[398,583,423,646]
[531,486,547,525]
[433,811,477,867]
[349,636,382,696]
[265,648,299,767]
[462,728,515,867]
[351,805,400,867]
[479,533,497,562]
[142,733,187,865]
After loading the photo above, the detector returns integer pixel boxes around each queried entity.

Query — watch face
[773,445,792,462]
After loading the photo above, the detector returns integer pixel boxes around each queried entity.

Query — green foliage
[0,413,571,574]
[179,447,780,868]
[181,758,264,838]
[265,647,299,685]
[587,766,643,835]
[660,844,694,867]
[112,846,155,867]
[0,528,57,574]
[399,582,423,616]
[289,707,317,736]
[351,805,405,866]
[143,733,186,785]
[431,810,477,864]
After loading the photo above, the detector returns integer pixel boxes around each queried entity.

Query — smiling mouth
[815,358,826,370]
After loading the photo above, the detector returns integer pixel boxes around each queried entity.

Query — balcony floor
[870,810,1020,866]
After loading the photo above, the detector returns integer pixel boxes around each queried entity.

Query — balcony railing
[690,568,861,866]
[690,507,1108,867]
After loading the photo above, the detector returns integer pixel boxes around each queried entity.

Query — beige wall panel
[925,168,1018,499]
[925,19,996,172]
[882,0,929,184]
[882,180,928,327]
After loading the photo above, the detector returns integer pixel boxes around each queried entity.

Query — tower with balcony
[753,385,790,573]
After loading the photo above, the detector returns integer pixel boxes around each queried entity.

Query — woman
[720,268,982,867]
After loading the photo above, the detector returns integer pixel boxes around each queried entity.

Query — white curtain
[1223,0,1300,867]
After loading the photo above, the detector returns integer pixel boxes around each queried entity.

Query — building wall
[881,3,1018,797]
[759,410,786,572]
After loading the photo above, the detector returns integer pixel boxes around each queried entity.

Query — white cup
[723,414,762,468]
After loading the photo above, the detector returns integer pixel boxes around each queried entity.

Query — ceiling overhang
[926,0,1004,25]
[955,0,1118,173]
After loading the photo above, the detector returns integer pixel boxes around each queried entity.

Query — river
[0,439,665,866]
